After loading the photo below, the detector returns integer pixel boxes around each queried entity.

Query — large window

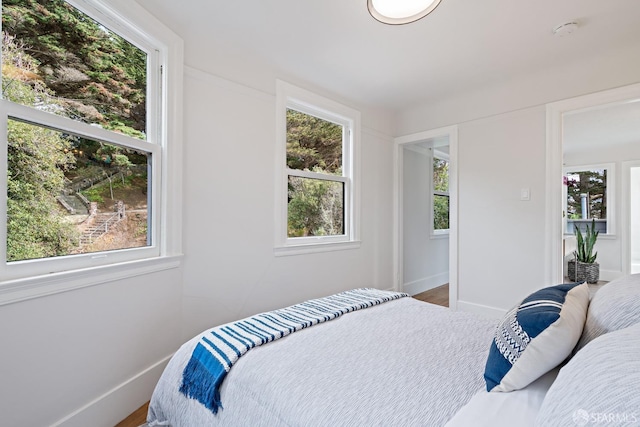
[1,0,178,284]
[432,152,449,234]
[276,81,360,253]
[564,164,614,235]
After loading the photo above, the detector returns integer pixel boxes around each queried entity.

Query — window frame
[0,0,183,301]
[431,149,450,238]
[563,162,615,237]
[275,80,360,255]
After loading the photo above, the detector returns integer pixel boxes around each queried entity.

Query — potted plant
[568,219,600,283]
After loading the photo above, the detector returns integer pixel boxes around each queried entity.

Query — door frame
[546,83,640,283]
[393,125,458,309]
[622,160,640,275]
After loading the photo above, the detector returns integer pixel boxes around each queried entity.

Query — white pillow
[575,273,640,351]
[537,323,640,426]
[446,368,558,427]
[484,283,589,392]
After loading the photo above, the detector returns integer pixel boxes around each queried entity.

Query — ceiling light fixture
[367,0,442,25]
[553,21,579,37]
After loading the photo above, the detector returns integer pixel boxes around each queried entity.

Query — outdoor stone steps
[79,213,119,245]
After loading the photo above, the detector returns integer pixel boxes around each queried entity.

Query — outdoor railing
[79,202,126,246]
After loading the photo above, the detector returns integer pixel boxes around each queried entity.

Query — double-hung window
[0,0,180,286]
[432,151,449,235]
[564,163,614,235]
[275,81,360,254]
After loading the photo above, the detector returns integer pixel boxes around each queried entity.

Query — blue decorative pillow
[484,282,589,392]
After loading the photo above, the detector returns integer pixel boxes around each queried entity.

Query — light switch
[520,188,531,201]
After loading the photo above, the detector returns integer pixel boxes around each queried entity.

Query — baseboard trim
[52,354,173,427]
[456,300,505,319]
[404,272,449,296]
[600,269,624,282]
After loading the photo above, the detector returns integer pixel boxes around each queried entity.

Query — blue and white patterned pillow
[484,282,589,392]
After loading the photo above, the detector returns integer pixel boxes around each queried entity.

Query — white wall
[456,107,547,312]
[180,67,395,339]
[0,1,186,425]
[564,140,640,280]
[397,43,640,315]
[402,148,449,295]
[0,267,183,427]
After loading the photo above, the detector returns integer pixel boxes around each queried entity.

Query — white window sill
[274,240,361,257]
[0,255,183,307]
[564,233,617,240]
[430,231,450,240]
[596,233,617,240]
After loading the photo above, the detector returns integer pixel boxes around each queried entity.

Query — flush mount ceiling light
[553,21,579,37]
[367,0,442,25]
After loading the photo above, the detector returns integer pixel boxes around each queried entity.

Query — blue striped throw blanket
[179,288,408,413]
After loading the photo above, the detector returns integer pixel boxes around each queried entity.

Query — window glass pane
[433,195,449,230]
[7,118,150,262]
[2,0,148,139]
[286,109,343,175]
[287,176,344,237]
[433,158,449,192]
[434,195,449,231]
[565,169,607,234]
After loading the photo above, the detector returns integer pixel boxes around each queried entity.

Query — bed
[148,275,640,426]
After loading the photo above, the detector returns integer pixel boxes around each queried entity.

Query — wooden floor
[413,284,449,307]
[115,402,148,427]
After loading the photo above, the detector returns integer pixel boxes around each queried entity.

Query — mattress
[148,296,498,426]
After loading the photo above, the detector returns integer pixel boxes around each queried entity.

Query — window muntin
[276,81,359,250]
[433,155,449,233]
[0,0,163,281]
[564,165,612,235]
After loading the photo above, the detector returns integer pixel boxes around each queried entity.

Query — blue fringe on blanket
[179,288,408,413]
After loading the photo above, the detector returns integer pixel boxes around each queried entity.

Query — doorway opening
[394,125,458,309]
[547,83,640,283]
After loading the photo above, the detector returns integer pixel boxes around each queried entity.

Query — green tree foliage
[7,120,78,260]
[288,176,343,237]
[2,0,149,261]
[286,109,342,174]
[2,0,147,137]
[566,170,606,219]
[3,35,78,260]
[433,158,449,230]
[434,195,449,230]
[286,109,345,237]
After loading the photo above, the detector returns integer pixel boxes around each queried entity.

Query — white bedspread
[148,297,498,427]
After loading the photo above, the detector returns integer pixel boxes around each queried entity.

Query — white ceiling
[134,0,640,112]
